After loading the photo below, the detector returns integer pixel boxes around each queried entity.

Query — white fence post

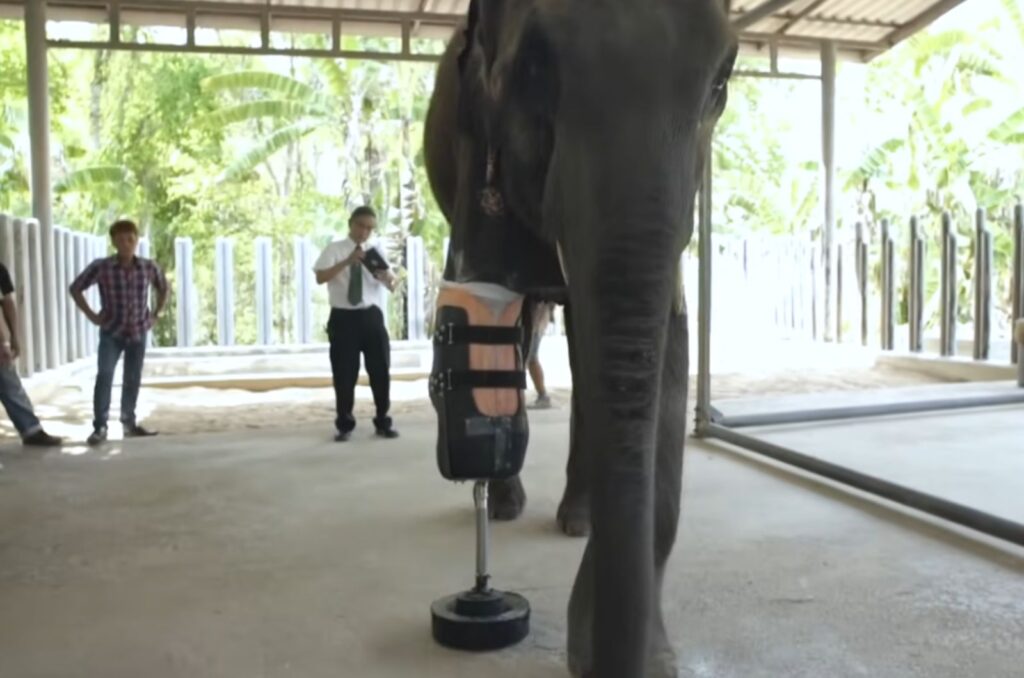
[255,237,273,345]
[40,218,58,370]
[406,236,426,341]
[13,219,34,376]
[293,236,312,344]
[28,220,45,373]
[72,234,85,360]
[54,226,67,366]
[216,237,235,346]
[137,237,153,348]
[62,229,78,362]
[175,237,195,347]
[0,216,18,370]
[89,236,103,356]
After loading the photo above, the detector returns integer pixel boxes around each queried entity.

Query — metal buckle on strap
[432,323,456,346]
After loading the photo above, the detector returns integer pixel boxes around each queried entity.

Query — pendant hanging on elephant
[424,1,738,676]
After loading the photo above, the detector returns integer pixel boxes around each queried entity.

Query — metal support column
[25,0,58,371]
[821,40,837,342]
[695,140,714,436]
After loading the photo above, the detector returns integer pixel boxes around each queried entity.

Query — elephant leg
[556,302,591,537]
[650,309,689,678]
[488,475,526,521]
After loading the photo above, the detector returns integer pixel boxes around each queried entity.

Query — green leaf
[317,60,349,100]
[201,71,331,107]
[201,99,331,127]
[218,121,320,183]
[963,98,992,115]
[55,165,132,193]
[989,107,1024,142]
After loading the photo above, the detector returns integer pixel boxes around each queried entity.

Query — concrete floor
[1,385,1023,678]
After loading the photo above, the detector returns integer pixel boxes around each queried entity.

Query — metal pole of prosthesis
[705,424,1024,548]
[474,481,490,592]
[695,141,714,436]
[429,480,530,651]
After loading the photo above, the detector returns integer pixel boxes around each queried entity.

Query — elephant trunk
[563,222,682,676]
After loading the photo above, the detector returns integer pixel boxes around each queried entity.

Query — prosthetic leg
[429,283,531,650]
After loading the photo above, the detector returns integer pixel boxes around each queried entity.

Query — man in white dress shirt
[314,206,399,442]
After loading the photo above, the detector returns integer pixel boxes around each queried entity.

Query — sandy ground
[1,361,950,444]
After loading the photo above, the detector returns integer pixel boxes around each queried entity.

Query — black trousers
[328,306,391,433]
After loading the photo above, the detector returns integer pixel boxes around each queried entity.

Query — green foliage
[843,0,1024,334]
[1,4,1022,348]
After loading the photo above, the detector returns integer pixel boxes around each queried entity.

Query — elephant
[424,0,737,675]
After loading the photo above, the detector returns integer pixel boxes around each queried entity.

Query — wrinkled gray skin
[424,0,736,675]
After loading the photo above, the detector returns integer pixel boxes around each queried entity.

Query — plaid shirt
[71,256,168,341]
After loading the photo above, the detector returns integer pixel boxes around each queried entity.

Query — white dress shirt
[314,237,392,310]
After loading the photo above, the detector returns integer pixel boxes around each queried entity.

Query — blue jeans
[94,331,147,431]
[0,363,42,438]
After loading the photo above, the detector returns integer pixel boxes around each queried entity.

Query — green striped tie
[348,258,363,306]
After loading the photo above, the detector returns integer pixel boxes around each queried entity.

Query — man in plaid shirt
[70,219,169,446]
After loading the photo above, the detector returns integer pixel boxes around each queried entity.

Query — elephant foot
[488,476,526,521]
[650,614,679,678]
[650,643,679,678]
[568,644,677,678]
[557,490,590,537]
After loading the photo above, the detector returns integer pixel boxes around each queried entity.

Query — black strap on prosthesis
[432,322,526,392]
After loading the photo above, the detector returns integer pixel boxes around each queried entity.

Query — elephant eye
[512,21,559,117]
[707,47,737,108]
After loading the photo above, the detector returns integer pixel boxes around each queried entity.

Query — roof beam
[882,0,969,48]
[776,0,828,35]
[733,0,803,31]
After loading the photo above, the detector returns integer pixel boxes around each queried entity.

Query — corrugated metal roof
[0,0,969,61]
[729,0,967,57]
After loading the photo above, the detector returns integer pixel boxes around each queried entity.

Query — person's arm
[315,246,363,285]
[369,244,397,292]
[151,263,170,319]
[69,262,103,326]
[1,295,21,359]
[373,268,397,292]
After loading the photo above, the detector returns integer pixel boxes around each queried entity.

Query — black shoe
[375,427,399,439]
[22,430,63,447]
[87,427,108,446]
[335,431,351,442]
[124,424,158,438]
